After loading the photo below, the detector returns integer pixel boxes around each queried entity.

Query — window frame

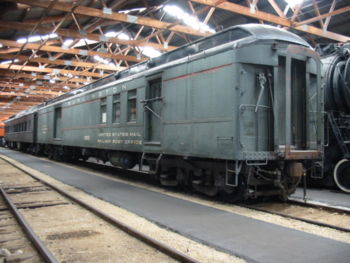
[127,89,137,123]
[112,93,121,124]
[100,97,107,124]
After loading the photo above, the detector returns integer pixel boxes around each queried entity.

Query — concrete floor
[1,148,349,263]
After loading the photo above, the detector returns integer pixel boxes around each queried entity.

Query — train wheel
[333,159,350,193]
[220,176,246,203]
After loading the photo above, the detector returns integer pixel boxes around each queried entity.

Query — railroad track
[0,156,201,263]
[0,186,58,263]
[288,196,350,213]
[242,200,350,233]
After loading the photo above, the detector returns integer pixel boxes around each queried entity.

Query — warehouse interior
[0,1,350,263]
[0,0,349,124]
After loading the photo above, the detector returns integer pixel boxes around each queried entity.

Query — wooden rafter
[8,0,210,37]
[0,82,68,93]
[24,14,86,25]
[311,0,324,29]
[267,0,286,18]
[0,54,125,71]
[0,79,79,89]
[0,71,88,84]
[0,91,57,98]
[0,39,146,62]
[0,101,42,105]
[190,0,350,42]
[0,64,108,78]
[0,87,62,96]
[0,21,177,52]
[324,0,337,31]
[295,3,350,26]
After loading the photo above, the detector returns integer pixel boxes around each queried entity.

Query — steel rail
[0,156,201,263]
[288,197,350,214]
[241,204,350,233]
[0,187,59,263]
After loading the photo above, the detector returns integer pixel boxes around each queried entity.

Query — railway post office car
[5,24,324,201]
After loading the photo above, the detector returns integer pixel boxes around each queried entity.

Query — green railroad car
[4,24,324,201]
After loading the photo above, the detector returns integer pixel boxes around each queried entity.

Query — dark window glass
[113,94,121,123]
[54,107,62,138]
[127,90,137,122]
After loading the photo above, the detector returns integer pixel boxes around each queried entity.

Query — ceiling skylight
[140,47,161,58]
[93,55,116,66]
[62,38,97,48]
[118,7,146,14]
[284,0,303,7]
[1,59,19,64]
[163,5,215,33]
[17,33,57,44]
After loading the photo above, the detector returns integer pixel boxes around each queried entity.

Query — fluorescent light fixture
[163,5,215,33]
[105,31,117,38]
[17,33,57,44]
[284,0,303,7]
[74,38,91,47]
[49,79,56,84]
[1,60,12,64]
[62,39,74,47]
[104,31,130,41]
[118,7,146,14]
[63,38,97,48]
[94,55,114,66]
[140,47,161,58]
[117,32,130,40]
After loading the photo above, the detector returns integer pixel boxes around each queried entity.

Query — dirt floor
[253,202,350,229]
[0,156,245,263]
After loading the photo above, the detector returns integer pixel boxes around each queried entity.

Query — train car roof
[5,24,310,122]
[238,24,310,48]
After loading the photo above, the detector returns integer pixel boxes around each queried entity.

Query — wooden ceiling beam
[0,39,145,62]
[0,91,57,98]
[295,4,350,27]
[0,53,125,71]
[0,79,79,89]
[267,0,286,18]
[0,71,88,84]
[23,14,87,25]
[190,0,350,42]
[0,103,38,109]
[0,64,109,78]
[0,111,23,116]
[0,63,108,78]
[0,102,40,107]
[0,48,21,54]
[0,21,176,52]
[0,83,66,93]
[311,0,324,28]
[9,0,210,37]
[0,87,62,96]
